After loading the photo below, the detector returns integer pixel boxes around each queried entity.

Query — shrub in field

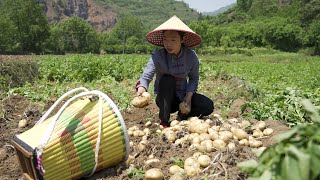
[238,100,320,180]
[0,60,39,92]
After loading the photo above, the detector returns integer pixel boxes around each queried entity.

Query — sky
[178,0,237,12]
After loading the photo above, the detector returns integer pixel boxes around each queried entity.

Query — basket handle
[35,87,89,125]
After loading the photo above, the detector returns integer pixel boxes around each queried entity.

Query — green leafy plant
[238,99,320,180]
[127,166,145,179]
[170,156,184,168]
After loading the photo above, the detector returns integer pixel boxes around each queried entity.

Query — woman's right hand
[136,86,146,96]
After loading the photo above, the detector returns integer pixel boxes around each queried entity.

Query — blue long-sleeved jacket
[136,46,199,100]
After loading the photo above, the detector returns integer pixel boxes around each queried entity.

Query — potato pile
[126,115,273,179]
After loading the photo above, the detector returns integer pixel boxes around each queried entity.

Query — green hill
[214,0,320,25]
[97,0,199,30]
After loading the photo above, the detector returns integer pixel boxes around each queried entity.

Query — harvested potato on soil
[169,165,184,174]
[131,92,151,108]
[263,128,274,136]
[198,155,211,167]
[145,168,163,180]
[184,157,201,176]
[18,119,28,128]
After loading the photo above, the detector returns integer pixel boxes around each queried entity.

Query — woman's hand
[136,86,146,96]
[184,92,193,107]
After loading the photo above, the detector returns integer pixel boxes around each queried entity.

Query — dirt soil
[0,94,290,180]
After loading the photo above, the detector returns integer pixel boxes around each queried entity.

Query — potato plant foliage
[238,100,320,180]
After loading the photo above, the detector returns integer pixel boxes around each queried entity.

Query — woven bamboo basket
[12,87,130,180]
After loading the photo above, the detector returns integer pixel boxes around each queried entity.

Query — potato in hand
[131,92,151,108]
[179,101,191,114]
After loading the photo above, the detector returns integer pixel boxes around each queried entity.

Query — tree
[0,14,16,52]
[2,0,49,53]
[308,20,320,55]
[264,18,303,52]
[113,15,144,42]
[237,0,253,12]
[60,16,100,53]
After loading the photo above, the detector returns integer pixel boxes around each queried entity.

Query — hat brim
[146,29,201,48]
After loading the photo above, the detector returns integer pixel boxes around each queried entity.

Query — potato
[200,140,213,152]
[233,129,249,140]
[138,140,147,151]
[210,132,219,140]
[184,157,201,176]
[145,121,152,127]
[18,119,28,128]
[239,139,249,146]
[164,130,176,142]
[205,119,213,125]
[221,123,232,131]
[179,101,191,114]
[228,118,238,124]
[133,130,140,137]
[199,133,211,142]
[227,142,236,151]
[196,144,207,152]
[169,173,185,180]
[219,134,230,143]
[145,168,163,180]
[192,136,201,144]
[198,155,211,167]
[249,140,263,148]
[212,139,226,150]
[169,165,184,174]
[220,131,233,139]
[131,92,151,108]
[174,137,187,146]
[253,130,263,138]
[256,121,267,131]
[148,154,155,159]
[263,128,274,136]
[211,125,220,132]
[170,120,180,127]
[138,130,145,136]
[193,123,210,134]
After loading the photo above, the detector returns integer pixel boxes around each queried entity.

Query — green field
[2,52,320,126]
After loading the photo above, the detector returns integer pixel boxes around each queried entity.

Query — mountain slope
[43,0,199,31]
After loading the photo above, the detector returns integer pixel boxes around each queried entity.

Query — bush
[0,60,39,91]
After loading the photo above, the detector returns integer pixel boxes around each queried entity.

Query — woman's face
[163,31,183,56]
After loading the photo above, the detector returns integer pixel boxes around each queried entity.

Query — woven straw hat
[146,15,201,47]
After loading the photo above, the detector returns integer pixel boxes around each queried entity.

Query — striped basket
[12,87,129,180]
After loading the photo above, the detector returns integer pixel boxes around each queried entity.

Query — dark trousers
[156,74,214,123]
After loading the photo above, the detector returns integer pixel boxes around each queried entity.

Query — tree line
[0,0,319,55]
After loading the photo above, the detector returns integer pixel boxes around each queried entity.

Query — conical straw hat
[146,15,201,47]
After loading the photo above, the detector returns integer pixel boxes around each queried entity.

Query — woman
[135,15,214,127]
